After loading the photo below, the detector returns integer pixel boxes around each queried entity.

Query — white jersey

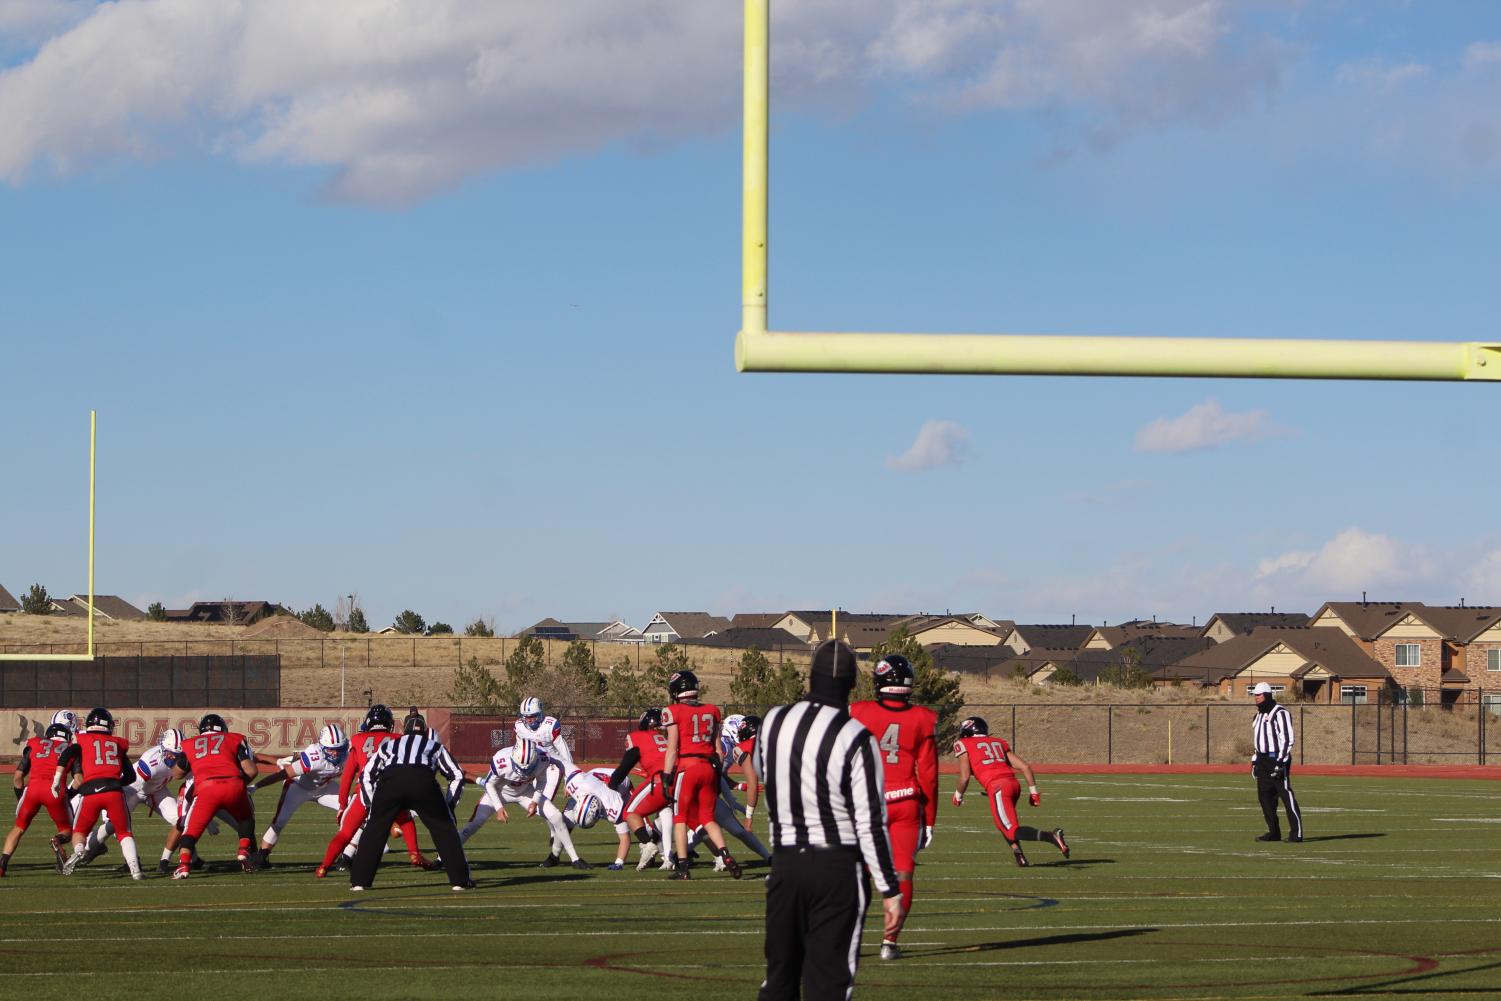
[562,767,627,829]
[515,716,575,771]
[488,745,541,789]
[287,743,344,790]
[130,744,179,797]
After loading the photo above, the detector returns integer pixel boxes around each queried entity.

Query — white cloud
[1462,41,1501,71]
[0,0,1296,203]
[885,419,969,473]
[1133,398,1287,454]
[1336,58,1431,94]
[1254,527,1434,594]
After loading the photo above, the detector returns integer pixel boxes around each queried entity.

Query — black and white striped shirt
[752,697,899,898]
[1252,703,1295,763]
[369,733,464,802]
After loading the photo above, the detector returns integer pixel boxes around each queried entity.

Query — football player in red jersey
[169,713,259,877]
[53,708,144,879]
[661,671,740,880]
[851,654,939,960]
[951,716,1068,867]
[611,708,672,871]
[1,723,76,876]
[317,704,433,875]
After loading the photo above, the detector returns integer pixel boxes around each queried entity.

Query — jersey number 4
[193,734,225,757]
[879,723,902,764]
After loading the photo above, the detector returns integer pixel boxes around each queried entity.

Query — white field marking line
[1434,817,1501,823]
[1059,778,1501,801]
[3,914,1500,951]
[1067,797,1194,803]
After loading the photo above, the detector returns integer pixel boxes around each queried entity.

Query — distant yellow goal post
[0,411,97,661]
[732,0,1500,381]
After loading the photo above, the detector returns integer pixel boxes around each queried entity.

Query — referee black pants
[1254,758,1303,839]
[760,847,870,1001]
[349,766,470,888]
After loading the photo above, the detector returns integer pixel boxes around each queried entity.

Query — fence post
[1010,705,1017,747]
[1376,690,1382,765]
[1107,705,1113,764]
[1205,705,1210,763]
[1350,698,1356,765]
[1299,706,1304,766]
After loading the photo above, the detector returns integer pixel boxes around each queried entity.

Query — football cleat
[239,854,256,874]
[668,866,691,881]
[60,850,85,876]
[712,856,727,872]
[50,835,70,873]
[78,839,109,867]
[606,861,624,871]
[539,853,560,868]
[880,942,902,961]
[129,869,145,881]
[1052,828,1070,858]
[636,842,659,871]
[157,858,172,876]
[570,859,592,870]
[172,864,191,880]
[1011,845,1029,868]
[333,854,352,872]
[314,865,329,879]
[190,854,206,871]
[349,885,366,892]
[410,853,439,871]
[723,854,743,880]
[0,864,6,878]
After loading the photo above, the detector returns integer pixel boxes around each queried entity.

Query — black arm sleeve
[57,743,81,772]
[118,751,135,784]
[607,747,640,790]
[17,746,32,777]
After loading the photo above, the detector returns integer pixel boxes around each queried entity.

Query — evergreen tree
[450,656,506,712]
[464,618,495,637]
[147,602,167,622]
[498,634,547,706]
[392,609,426,635]
[298,603,335,632]
[427,621,454,635]
[20,583,51,615]
[606,652,656,713]
[348,607,370,634]
[557,640,608,708]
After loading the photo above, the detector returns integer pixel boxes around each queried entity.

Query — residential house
[0,584,18,613]
[61,594,147,621]
[927,642,1027,678]
[1413,606,1501,693]
[1311,601,1484,701]
[44,597,87,617]
[906,615,1009,647]
[772,611,916,644]
[640,612,731,644]
[694,627,808,650]
[597,620,643,642]
[729,613,785,629]
[1065,636,1216,684]
[518,618,640,642]
[1201,611,1311,644]
[1168,627,1392,702]
[163,601,287,626]
[1003,624,1094,655]
[1081,620,1200,650]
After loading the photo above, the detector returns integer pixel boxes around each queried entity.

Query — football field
[2,774,1497,1000]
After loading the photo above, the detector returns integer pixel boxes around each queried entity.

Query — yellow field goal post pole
[0,411,96,661]
[733,0,1501,381]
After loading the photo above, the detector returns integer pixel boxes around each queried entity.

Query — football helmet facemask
[737,714,762,742]
[638,707,663,731]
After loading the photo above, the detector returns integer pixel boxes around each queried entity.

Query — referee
[1250,682,1303,842]
[349,713,473,890]
[752,639,904,1001]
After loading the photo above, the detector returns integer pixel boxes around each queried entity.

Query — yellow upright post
[87,410,96,658]
[742,0,768,341]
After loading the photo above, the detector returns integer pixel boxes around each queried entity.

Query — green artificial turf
[2,774,1498,1000]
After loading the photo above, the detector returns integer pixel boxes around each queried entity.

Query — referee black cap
[810,639,859,699]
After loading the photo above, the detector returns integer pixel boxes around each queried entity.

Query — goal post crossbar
[733,0,1501,382]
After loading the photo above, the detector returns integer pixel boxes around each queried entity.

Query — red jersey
[181,731,251,782]
[74,732,133,785]
[954,734,1016,788]
[340,729,397,806]
[627,729,669,778]
[851,700,939,824]
[662,701,721,759]
[21,735,69,787]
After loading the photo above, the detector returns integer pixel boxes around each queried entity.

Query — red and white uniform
[60,731,134,839]
[851,700,938,872]
[954,734,1022,839]
[179,731,253,839]
[662,701,722,827]
[15,734,73,833]
[624,727,673,819]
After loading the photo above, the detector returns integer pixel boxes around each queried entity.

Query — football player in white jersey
[707,715,771,867]
[75,727,188,872]
[514,697,576,771]
[559,766,643,870]
[459,742,585,868]
[251,725,348,868]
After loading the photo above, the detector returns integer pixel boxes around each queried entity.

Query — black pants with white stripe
[1254,757,1302,839]
[760,847,870,1001]
[349,766,470,888]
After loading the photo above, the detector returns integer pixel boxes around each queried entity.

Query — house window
[1488,649,1501,673]
[1484,694,1501,717]
[1394,643,1421,667]
[1245,683,1285,696]
[1340,685,1369,705]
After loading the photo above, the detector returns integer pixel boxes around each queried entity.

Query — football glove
[917,826,934,851]
[11,786,19,802]
[744,806,754,823]
[951,790,964,808]
[1028,787,1041,807]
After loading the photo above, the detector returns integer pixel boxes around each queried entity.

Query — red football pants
[17,785,73,833]
[626,772,671,818]
[885,798,922,872]
[320,798,420,868]
[986,777,1022,840]
[672,760,717,827]
[72,790,131,839]
[184,779,252,839]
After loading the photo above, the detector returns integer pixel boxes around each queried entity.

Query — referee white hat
[1251,682,1273,695]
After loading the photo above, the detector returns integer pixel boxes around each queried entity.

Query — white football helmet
[51,709,78,733]
[319,724,349,765]
[160,728,184,754]
[722,714,746,742]
[519,697,545,726]
[569,794,603,830]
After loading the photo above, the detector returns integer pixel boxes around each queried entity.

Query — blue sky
[3,1,1500,633]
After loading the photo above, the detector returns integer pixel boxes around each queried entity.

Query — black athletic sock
[635,826,657,845]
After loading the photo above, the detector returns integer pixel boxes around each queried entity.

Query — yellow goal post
[732,0,1501,381]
